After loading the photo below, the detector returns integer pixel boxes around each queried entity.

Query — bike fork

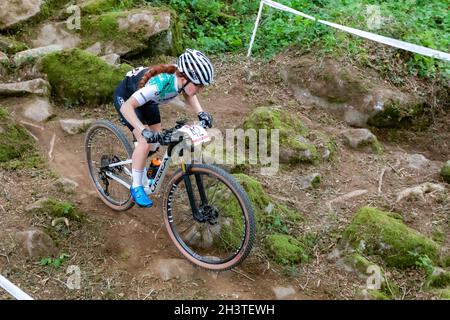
[181,164,208,220]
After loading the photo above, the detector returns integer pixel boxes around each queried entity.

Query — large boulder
[0,0,43,30]
[79,7,182,57]
[0,79,51,97]
[38,48,132,105]
[281,55,427,128]
[342,207,441,268]
[243,106,318,164]
[13,45,63,67]
[232,173,303,230]
[30,22,81,49]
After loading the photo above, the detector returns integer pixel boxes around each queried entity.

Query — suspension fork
[181,164,208,218]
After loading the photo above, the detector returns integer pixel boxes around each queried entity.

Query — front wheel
[162,164,256,271]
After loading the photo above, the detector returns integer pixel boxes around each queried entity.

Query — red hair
[138,64,184,88]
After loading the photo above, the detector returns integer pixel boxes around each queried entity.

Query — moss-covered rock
[210,173,305,255]
[243,106,318,164]
[0,106,43,170]
[0,35,29,55]
[282,55,428,129]
[264,233,310,265]
[344,253,372,274]
[232,173,302,230]
[342,207,440,268]
[342,128,383,154]
[80,8,182,57]
[30,197,82,222]
[79,0,135,15]
[427,271,450,289]
[39,48,132,105]
[441,160,450,183]
[367,101,430,129]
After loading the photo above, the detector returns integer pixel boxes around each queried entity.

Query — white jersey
[127,67,179,106]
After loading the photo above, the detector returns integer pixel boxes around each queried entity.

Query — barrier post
[247,0,265,57]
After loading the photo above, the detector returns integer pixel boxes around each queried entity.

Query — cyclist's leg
[114,85,153,206]
[129,103,162,207]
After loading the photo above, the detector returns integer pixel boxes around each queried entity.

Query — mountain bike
[84,119,255,271]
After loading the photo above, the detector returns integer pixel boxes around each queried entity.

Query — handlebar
[142,120,209,145]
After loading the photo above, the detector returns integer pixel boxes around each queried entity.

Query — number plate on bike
[178,124,210,146]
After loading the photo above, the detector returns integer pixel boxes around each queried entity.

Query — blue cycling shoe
[130,186,153,208]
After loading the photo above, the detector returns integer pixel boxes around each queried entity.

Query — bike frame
[105,148,172,196]
[103,124,210,215]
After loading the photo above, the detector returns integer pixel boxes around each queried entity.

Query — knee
[135,141,153,153]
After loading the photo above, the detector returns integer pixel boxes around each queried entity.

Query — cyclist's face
[184,81,203,96]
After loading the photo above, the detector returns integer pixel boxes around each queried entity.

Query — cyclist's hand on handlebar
[158,131,172,145]
[197,111,213,128]
[141,128,159,143]
[141,129,172,145]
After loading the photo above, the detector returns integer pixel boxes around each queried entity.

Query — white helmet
[177,49,214,86]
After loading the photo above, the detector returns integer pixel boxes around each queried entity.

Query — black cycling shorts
[113,79,161,132]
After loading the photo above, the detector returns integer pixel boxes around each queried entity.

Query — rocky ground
[1,0,449,301]
[1,51,449,300]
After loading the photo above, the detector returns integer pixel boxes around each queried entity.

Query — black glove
[158,131,172,145]
[197,111,213,128]
[142,129,172,145]
[141,128,160,143]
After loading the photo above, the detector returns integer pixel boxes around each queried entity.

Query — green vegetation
[0,107,44,170]
[39,48,132,105]
[243,106,319,164]
[39,253,70,268]
[153,0,449,79]
[342,206,440,268]
[233,173,303,233]
[79,6,182,57]
[427,271,450,289]
[80,0,136,15]
[441,160,450,183]
[0,35,28,54]
[264,233,311,265]
[32,198,83,222]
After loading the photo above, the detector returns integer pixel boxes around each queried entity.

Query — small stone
[406,154,429,170]
[298,173,321,190]
[272,286,296,300]
[25,198,50,212]
[155,259,196,281]
[54,177,79,193]
[15,229,58,259]
[22,97,53,122]
[60,119,94,135]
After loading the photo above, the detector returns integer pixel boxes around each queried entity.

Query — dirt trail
[11,87,321,300]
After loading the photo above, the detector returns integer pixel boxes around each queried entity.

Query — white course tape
[248,0,450,62]
[0,274,34,300]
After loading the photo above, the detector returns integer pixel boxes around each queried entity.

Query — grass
[152,0,449,80]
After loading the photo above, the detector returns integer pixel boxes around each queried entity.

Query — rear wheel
[84,120,134,211]
[162,164,255,271]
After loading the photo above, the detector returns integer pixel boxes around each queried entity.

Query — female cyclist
[113,48,214,208]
